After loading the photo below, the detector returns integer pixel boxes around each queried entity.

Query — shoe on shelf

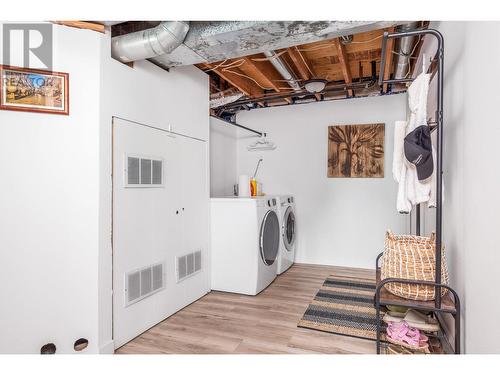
[386,305,408,318]
[383,309,440,332]
[386,321,430,353]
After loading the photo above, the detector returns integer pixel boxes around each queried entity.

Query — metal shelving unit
[374,28,461,355]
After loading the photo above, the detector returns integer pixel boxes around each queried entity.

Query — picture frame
[0,65,69,115]
[327,123,385,178]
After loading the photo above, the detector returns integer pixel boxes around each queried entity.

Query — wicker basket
[380,230,449,301]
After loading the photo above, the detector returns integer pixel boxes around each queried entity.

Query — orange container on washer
[250,178,257,197]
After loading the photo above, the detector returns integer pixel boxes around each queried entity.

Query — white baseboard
[99,340,115,354]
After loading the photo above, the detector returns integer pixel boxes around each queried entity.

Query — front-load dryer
[276,195,297,274]
[210,196,280,295]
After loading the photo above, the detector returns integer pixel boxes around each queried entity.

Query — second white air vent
[125,262,165,306]
[125,154,163,187]
[176,250,202,282]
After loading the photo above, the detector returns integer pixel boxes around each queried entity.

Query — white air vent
[176,250,202,282]
[124,154,163,187]
[125,262,165,306]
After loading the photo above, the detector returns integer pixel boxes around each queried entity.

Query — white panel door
[112,118,181,348]
[178,137,210,296]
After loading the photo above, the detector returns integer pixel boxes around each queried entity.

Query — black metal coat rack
[374,28,461,354]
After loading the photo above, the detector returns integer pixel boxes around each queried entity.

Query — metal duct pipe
[393,22,420,79]
[151,21,402,68]
[264,51,302,91]
[111,21,189,63]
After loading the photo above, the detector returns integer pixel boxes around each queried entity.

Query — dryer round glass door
[259,210,280,266]
[283,207,296,252]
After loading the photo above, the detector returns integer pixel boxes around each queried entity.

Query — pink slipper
[386,321,429,351]
[408,326,429,343]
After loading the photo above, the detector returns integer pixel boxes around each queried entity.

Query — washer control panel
[267,198,277,207]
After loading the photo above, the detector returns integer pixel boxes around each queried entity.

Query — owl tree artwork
[328,124,385,178]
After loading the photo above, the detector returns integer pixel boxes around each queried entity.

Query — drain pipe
[111,21,189,63]
[393,22,420,79]
[264,51,302,91]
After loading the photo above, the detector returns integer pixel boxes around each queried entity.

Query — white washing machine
[276,195,297,274]
[210,196,280,295]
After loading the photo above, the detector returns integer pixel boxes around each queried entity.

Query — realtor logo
[2,23,53,70]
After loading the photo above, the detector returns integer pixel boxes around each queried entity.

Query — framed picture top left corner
[0,65,69,115]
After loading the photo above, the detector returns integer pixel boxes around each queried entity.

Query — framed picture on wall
[328,123,385,178]
[0,65,69,115]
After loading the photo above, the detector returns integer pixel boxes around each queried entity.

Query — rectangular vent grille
[125,155,163,187]
[176,250,202,282]
[125,262,165,306]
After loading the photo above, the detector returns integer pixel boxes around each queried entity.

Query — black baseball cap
[404,125,434,181]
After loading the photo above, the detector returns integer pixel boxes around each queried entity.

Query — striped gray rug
[298,274,385,341]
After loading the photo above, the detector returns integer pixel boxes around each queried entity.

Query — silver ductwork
[111,21,190,63]
[150,21,401,68]
[111,21,403,68]
[393,22,420,79]
[263,51,302,91]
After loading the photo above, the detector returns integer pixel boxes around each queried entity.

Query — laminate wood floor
[116,263,376,354]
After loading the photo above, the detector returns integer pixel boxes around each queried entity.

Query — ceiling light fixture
[304,79,327,93]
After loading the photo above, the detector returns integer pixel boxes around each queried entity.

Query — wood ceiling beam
[201,62,266,108]
[287,47,312,80]
[286,47,321,101]
[382,27,397,93]
[204,64,262,98]
[334,38,353,97]
[52,21,105,33]
[242,57,292,104]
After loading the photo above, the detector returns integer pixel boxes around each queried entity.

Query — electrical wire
[208,30,406,95]
[404,35,422,79]
[203,59,228,72]
[295,47,315,77]
[221,69,295,91]
[349,34,384,44]
[392,51,418,59]
[297,43,335,52]
[204,58,245,72]
[297,34,384,52]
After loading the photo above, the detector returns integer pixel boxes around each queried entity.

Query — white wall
[236,95,409,269]
[99,30,209,352]
[416,21,466,352]
[420,21,500,354]
[461,21,500,354]
[0,23,209,354]
[210,117,238,197]
[0,24,102,354]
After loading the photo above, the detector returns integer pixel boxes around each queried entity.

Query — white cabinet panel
[112,118,209,349]
[180,137,210,289]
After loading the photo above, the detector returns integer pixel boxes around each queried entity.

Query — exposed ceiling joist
[198,23,427,113]
[52,21,105,33]
[334,38,353,97]
[286,47,321,101]
[382,27,397,93]
[208,66,261,98]
[242,57,292,104]
[287,47,312,80]
[202,63,266,108]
